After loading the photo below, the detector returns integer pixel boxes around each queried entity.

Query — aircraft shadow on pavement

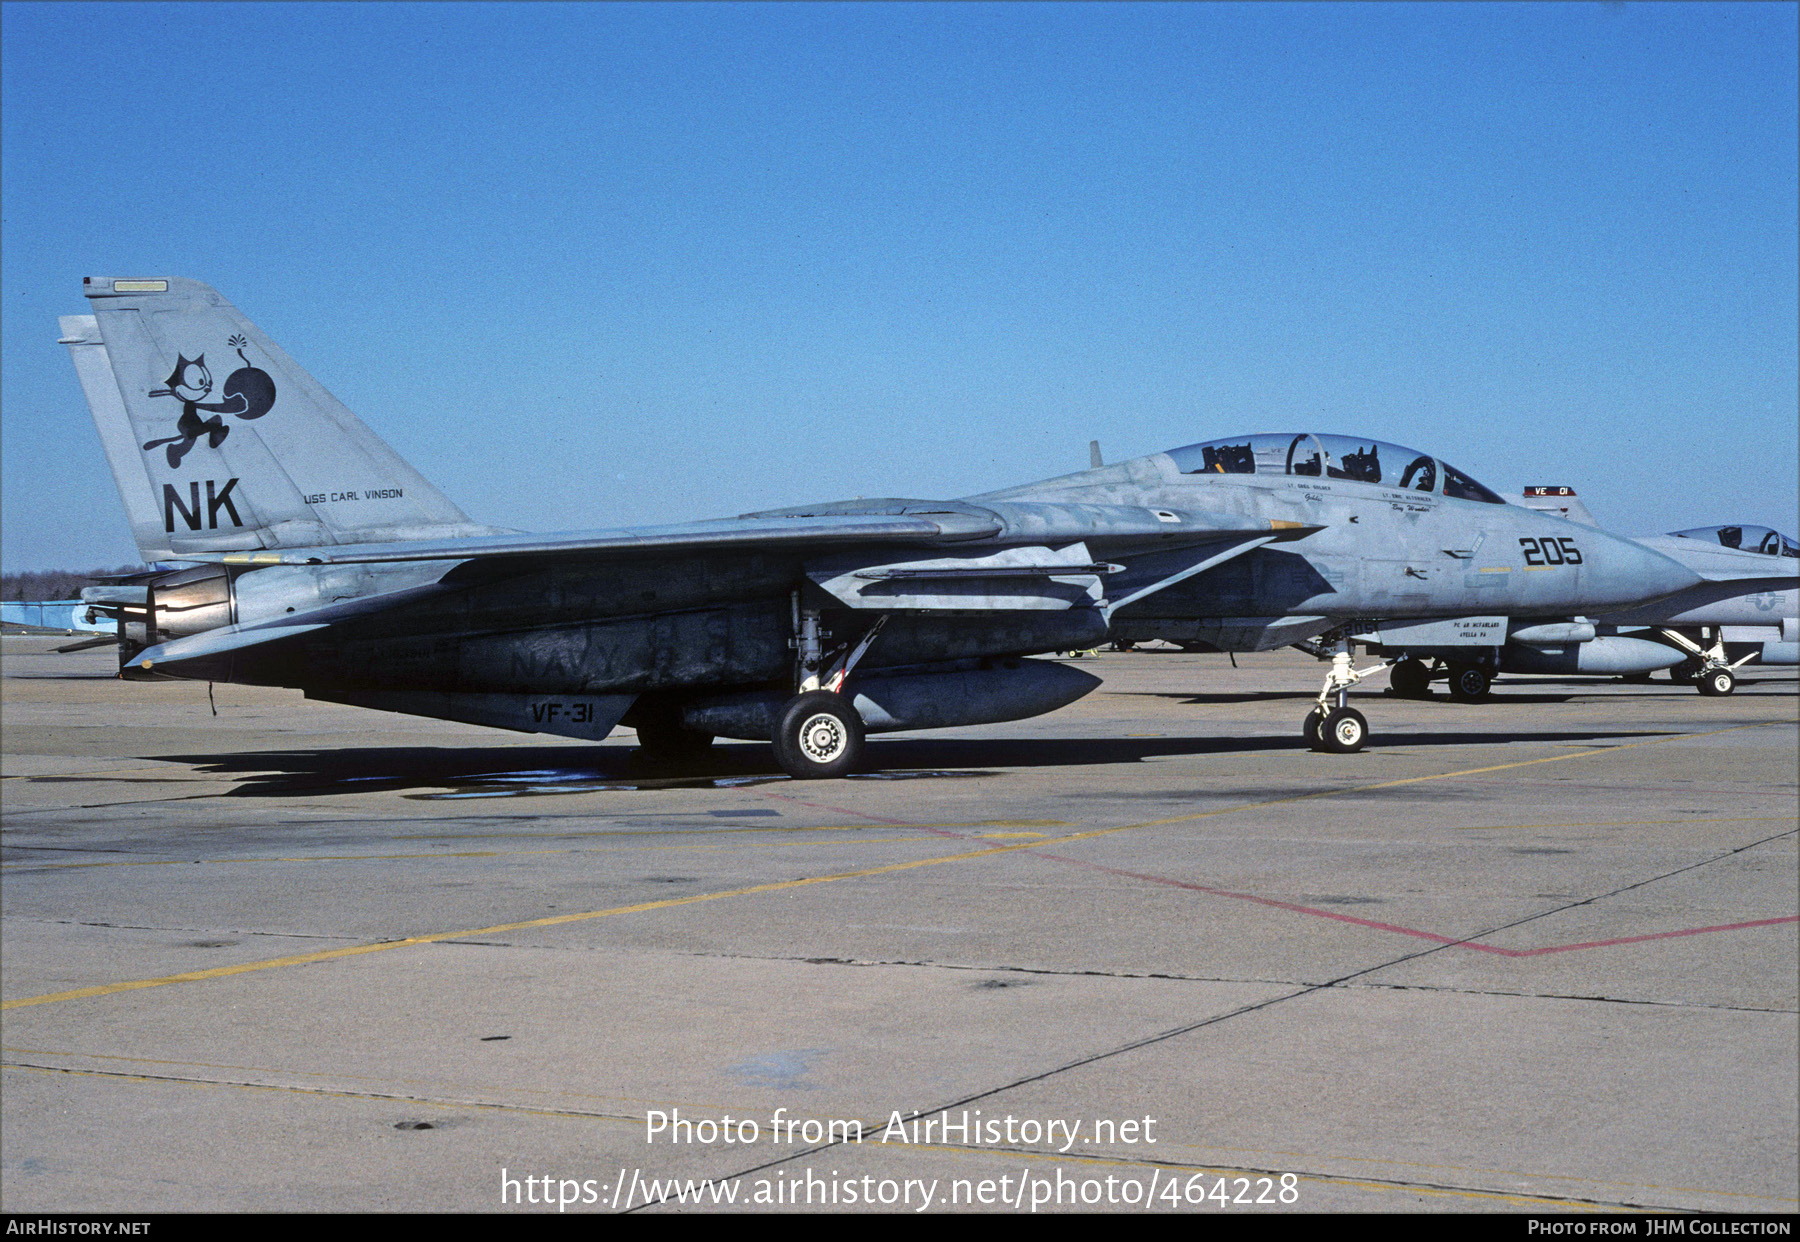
[150,728,1677,799]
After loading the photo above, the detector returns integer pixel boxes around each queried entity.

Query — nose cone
[1584,532,1704,610]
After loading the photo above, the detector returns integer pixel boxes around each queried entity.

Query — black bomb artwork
[141,334,276,467]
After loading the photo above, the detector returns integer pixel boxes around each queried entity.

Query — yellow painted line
[0,1046,815,1115]
[1478,566,1512,573]
[1079,722,1778,835]
[3,722,1776,1012]
[1,837,936,871]
[4,819,1079,867]
[1,1061,636,1124]
[1,849,565,871]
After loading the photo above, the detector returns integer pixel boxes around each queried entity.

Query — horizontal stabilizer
[55,635,122,654]
[129,579,456,672]
[132,623,329,670]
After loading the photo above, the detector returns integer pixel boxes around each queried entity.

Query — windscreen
[1165,432,1499,501]
[1671,525,1800,558]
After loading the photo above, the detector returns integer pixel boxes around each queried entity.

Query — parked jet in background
[1372,490,1798,701]
[63,279,1700,772]
[1598,524,1798,692]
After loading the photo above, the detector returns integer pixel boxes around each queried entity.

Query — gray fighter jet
[1369,488,1798,701]
[1590,524,1796,693]
[61,279,1700,774]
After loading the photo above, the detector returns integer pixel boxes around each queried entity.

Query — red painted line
[1500,917,1800,957]
[1032,852,1799,958]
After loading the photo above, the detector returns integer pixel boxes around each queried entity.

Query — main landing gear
[1387,657,1491,701]
[1660,628,1747,696]
[630,698,716,762]
[1301,643,1386,754]
[1446,662,1492,702]
[1388,657,1432,698]
[774,600,887,780]
[773,691,864,780]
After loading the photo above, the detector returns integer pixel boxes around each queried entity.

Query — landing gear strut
[1301,641,1384,753]
[1659,627,1749,696]
[774,597,886,779]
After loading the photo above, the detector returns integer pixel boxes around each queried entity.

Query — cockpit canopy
[1670,525,1799,558]
[1165,433,1504,504]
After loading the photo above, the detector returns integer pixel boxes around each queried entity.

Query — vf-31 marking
[60,279,1701,775]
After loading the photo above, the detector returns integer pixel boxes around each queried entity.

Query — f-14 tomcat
[60,278,1700,775]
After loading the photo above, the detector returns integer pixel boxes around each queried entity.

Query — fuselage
[155,432,1697,698]
[978,436,1699,629]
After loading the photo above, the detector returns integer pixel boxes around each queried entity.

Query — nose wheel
[1660,629,1747,696]
[1696,666,1736,697]
[1300,643,1385,753]
[1304,705,1369,753]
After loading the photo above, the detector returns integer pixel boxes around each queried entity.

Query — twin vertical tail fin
[62,277,495,562]
[1519,486,1598,527]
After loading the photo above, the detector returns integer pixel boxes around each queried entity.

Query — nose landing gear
[1304,702,1369,753]
[1301,642,1387,753]
[1660,628,1750,696]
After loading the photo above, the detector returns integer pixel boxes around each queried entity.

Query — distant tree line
[1,566,141,602]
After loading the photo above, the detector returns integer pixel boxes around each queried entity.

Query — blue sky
[3,1,1795,570]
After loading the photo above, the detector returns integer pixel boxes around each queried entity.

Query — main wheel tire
[1389,658,1432,698]
[1447,663,1491,702]
[1318,707,1368,753]
[773,691,865,779]
[1696,667,1735,697]
[1302,707,1326,750]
